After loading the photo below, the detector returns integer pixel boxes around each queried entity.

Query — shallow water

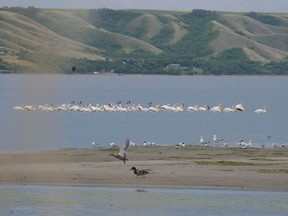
[0,185,287,216]
[1,74,288,152]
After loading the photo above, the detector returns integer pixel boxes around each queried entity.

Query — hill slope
[0,7,288,74]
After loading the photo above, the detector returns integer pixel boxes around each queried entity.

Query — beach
[0,146,287,190]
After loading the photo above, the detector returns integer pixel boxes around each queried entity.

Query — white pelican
[103,103,116,112]
[162,104,183,112]
[234,103,246,111]
[137,105,149,112]
[210,105,222,112]
[90,104,103,112]
[13,105,25,111]
[116,105,127,112]
[213,134,224,143]
[148,105,161,112]
[187,105,200,112]
[109,138,130,163]
[254,106,267,113]
[130,167,149,177]
[173,104,184,112]
[199,105,209,111]
[223,106,235,112]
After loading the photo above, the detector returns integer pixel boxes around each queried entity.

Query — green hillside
[1,7,288,74]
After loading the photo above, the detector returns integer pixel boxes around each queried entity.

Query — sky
[0,0,288,13]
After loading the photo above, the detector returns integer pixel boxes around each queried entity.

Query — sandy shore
[0,146,287,190]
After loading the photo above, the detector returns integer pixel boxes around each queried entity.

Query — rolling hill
[0,7,288,74]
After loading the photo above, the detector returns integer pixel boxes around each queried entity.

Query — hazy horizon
[1,0,288,13]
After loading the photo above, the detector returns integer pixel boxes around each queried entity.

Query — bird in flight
[109,138,130,164]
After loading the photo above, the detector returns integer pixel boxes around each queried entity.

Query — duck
[109,138,130,164]
[130,167,149,177]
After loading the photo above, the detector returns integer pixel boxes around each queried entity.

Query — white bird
[199,105,209,111]
[238,140,252,149]
[255,106,267,113]
[110,142,118,148]
[213,134,224,143]
[234,103,246,111]
[109,138,130,164]
[200,137,210,146]
[187,105,200,112]
[223,106,235,112]
[272,143,278,148]
[210,105,223,112]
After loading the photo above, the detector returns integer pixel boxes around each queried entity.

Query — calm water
[1,74,288,152]
[0,185,287,216]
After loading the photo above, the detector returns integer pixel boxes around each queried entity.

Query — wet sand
[0,146,287,190]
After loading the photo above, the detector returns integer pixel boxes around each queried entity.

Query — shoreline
[2,182,287,192]
[0,146,287,191]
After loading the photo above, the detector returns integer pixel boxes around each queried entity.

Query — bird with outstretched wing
[109,138,130,163]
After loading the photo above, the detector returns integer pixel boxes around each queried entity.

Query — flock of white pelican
[13,102,267,113]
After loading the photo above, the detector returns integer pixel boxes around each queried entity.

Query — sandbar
[0,146,287,190]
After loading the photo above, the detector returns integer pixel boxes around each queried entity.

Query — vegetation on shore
[1,6,288,74]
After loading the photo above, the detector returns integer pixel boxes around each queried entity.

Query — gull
[200,137,210,146]
[213,134,224,143]
[91,141,99,146]
[109,138,130,164]
[130,167,149,177]
[110,142,118,148]
[272,143,278,148]
[238,140,252,149]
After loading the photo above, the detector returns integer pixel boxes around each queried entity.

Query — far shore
[0,146,287,190]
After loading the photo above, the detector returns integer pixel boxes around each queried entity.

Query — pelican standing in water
[109,138,130,164]
[130,167,149,177]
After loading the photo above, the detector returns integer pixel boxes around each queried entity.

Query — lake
[1,74,287,152]
[0,185,287,216]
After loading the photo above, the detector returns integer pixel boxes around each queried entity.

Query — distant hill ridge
[0,7,288,74]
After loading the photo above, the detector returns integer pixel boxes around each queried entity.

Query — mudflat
[0,146,287,190]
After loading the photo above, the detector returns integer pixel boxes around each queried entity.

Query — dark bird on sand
[130,167,149,177]
[109,138,130,164]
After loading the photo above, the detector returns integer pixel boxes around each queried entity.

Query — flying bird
[109,138,130,164]
[130,167,149,177]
